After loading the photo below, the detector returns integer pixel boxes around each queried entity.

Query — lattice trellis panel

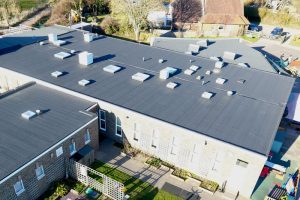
[69,160,125,200]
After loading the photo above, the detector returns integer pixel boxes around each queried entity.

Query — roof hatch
[132,72,150,82]
[103,65,122,74]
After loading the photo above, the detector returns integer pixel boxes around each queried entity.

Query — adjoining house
[150,37,277,73]
[0,82,99,200]
[199,0,250,36]
[0,25,295,199]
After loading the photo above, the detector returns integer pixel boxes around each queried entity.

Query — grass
[91,160,182,200]
[241,35,260,43]
[18,0,47,11]
[290,35,300,47]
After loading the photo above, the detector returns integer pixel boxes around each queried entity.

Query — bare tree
[0,0,20,26]
[172,0,202,37]
[111,0,164,41]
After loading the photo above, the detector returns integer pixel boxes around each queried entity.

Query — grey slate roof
[0,83,96,181]
[0,27,295,156]
[151,37,277,73]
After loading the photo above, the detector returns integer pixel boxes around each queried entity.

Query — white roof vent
[51,71,63,78]
[190,65,199,71]
[213,68,221,74]
[223,51,237,60]
[210,56,220,61]
[53,40,66,46]
[70,50,76,54]
[201,92,213,99]
[238,63,249,68]
[48,33,57,43]
[185,51,192,55]
[158,59,165,63]
[132,72,150,82]
[21,110,37,120]
[84,33,94,42]
[78,79,91,86]
[103,65,122,74]
[79,51,93,66]
[215,61,224,69]
[39,41,45,46]
[196,39,208,47]
[216,78,226,85]
[166,82,178,89]
[54,52,71,59]
[188,44,201,53]
[184,69,195,75]
[205,70,212,75]
[227,91,235,96]
[159,67,177,80]
[237,79,246,84]
[196,76,203,80]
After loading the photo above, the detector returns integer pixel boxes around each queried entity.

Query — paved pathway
[95,139,247,200]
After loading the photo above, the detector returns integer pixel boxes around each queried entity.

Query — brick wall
[0,120,99,200]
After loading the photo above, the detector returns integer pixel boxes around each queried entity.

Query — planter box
[199,186,216,195]
[170,172,186,182]
[187,177,201,184]
[144,162,161,170]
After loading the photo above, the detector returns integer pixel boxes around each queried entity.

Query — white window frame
[151,129,159,148]
[85,129,91,144]
[35,165,45,180]
[133,123,140,141]
[56,147,63,157]
[69,140,76,156]
[99,110,106,131]
[115,117,122,137]
[14,179,25,196]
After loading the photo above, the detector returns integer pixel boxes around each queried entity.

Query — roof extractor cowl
[79,51,93,66]
[84,32,94,42]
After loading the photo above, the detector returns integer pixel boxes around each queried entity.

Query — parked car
[248,23,260,32]
[269,27,283,39]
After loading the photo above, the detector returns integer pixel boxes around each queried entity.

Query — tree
[110,0,164,41]
[0,0,20,26]
[172,0,202,37]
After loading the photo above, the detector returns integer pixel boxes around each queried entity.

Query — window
[236,159,248,168]
[85,129,91,144]
[69,140,76,155]
[14,178,25,196]
[133,123,140,141]
[115,117,122,137]
[151,130,159,148]
[35,164,45,180]
[56,147,63,157]
[99,110,106,131]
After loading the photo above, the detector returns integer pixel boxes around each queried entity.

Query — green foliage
[200,180,219,192]
[100,16,119,35]
[172,168,190,180]
[146,157,162,168]
[161,161,175,169]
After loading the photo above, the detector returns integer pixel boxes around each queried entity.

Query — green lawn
[91,161,182,200]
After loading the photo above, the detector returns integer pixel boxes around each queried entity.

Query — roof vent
[216,78,226,85]
[166,82,178,89]
[79,51,93,66]
[78,79,91,86]
[51,71,63,78]
[36,110,42,115]
[84,32,94,42]
[197,39,208,47]
[237,79,246,84]
[210,56,220,61]
[223,51,237,60]
[201,92,213,99]
[53,40,66,46]
[196,76,203,80]
[188,44,201,53]
[185,51,192,55]
[184,69,195,75]
[215,61,224,69]
[132,72,150,82]
[103,65,122,74]
[227,91,235,96]
[21,110,36,120]
[213,68,221,74]
[48,33,57,43]
[159,67,177,80]
[205,70,212,75]
[189,65,200,71]
[158,59,165,63]
[54,52,71,59]
[39,41,45,46]
[238,63,249,68]
[70,50,76,54]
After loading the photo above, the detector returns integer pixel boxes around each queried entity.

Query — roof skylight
[132,72,150,82]
[51,71,63,78]
[216,78,226,85]
[166,82,178,89]
[54,52,71,60]
[184,69,195,75]
[201,92,213,99]
[78,79,91,86]
[21,110,36,120]
[103,65,122,74]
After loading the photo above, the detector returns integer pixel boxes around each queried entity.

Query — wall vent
[103,65,122,74]
[223,51,237,60]
[216,78,226,85]
[51,71,63,78]
[201,92,213,99]
[184,69,195,75]
[84,33,94,42]
[166,82,178,89]
[79,51,93,66]
[54,52,71,59]
[215,61,224,69]
[132,72,150,82]
[159,67,177,80]
[78,79,91,86]
[21,110,36,120]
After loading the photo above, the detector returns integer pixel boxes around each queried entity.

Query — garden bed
[199,180,219,194]
[145,157,162,169]
[171,168,189,181]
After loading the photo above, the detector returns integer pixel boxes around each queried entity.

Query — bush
[101,16,119,35]
[200,180,219,192]
[146,157,162,168]
[161,161,175,169]
[172,168,190,180]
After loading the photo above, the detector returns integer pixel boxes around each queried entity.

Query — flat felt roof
[0,83,96,181]
[0,27,295,156]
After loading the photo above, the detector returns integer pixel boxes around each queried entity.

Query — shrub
[101,16,119,35]
[146,157,162,168]
[161,161,175,169]
[172,168,190,180]
[53,182,69,197]
[200,180,219,192]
